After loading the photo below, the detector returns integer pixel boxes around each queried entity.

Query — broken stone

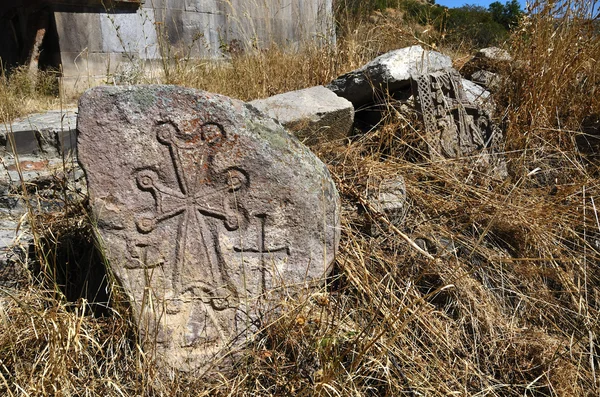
[462,47,512,79]
[368,176,407,236]
[461,78,492,108]
[411,69,507,179]
[477,47,513,63]
[327,45,452,108]
[249,86,354,145]
[0,109,85,290]
[77,85,341,374]
[2,108,78,157]
[470,70,502,91]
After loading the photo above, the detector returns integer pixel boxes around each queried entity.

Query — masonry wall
[51,0,333,93]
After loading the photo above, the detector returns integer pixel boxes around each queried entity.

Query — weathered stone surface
[1,109,84,289]
[470,70,501,91]
[77,85,340,373]
[368,176,406,236]
[411,69,506,178]
[461,78,491,108]
[477,47,512,63]
[250,86,354,145]
[328,46,452,107]
[2,108,78,156]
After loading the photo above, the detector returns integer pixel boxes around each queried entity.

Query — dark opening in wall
[38,11,61,72]
[0,11,23,71]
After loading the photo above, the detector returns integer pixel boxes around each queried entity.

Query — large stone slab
[77,85,340,373]
[2,109,78,156]
[327,45,452,107]
[250,86,354,145]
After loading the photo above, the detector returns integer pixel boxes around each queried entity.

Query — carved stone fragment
[77,85,340,373]
[412,70,506,178]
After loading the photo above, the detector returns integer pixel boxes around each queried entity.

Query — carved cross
[234,214,290,292]
[134,120,247,298]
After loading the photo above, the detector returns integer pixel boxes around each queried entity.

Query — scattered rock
[1,109,78,157]
[470,70,502,91]
[462,46,512,80]
[1,109,85,290]
[250,86,354,145]
[368,176,407,236]
[328,45,452,107]
[461,78,492,108]
[77,85,341,374]
[477,47,513,63]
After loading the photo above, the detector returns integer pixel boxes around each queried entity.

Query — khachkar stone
[77,85,340,373]
[412,69,507,178]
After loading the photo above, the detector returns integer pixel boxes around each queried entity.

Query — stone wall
[0,0,333,94]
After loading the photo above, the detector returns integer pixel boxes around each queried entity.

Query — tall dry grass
[0,66,66,124]
[1,0,600,395]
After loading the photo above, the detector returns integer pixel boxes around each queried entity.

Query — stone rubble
[328,45,453,107]
[0,44,515,373]
[367,176,407,236]
[0,108,83,288]
[462,46,513,91]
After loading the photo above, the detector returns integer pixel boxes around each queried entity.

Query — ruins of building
[0,0,334,93]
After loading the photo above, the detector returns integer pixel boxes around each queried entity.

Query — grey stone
[46,1,334,93]
[470,70,502,91]
[461,78,492,108]
[0,108,85,289]
[462,47,512,78]
[250,86,354,145]
[412,69,506,178]
[53,12,104,54]
[5,130,39,155]
[77,85,340,373]
[477,47,512,63]
[2,109,77,156]
[328,46,452,107]
[368,177,407,236]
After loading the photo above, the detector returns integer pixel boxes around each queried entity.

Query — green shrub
[446,5,509,47]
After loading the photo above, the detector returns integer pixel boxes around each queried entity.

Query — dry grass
[0,66,70,124]
[161,13,428,101]
[1,0,600,395]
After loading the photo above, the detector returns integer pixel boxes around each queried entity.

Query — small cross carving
[234,214,290,292]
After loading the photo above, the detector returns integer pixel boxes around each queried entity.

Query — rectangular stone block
[250,86,354,145]
[3,109,78,156]
[54,11,103,53]
[5,130,39,156]
[99,8,159,57]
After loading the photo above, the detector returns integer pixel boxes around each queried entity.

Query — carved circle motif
[137,169,156,190]
[137,217,156,233]
[201,123,224,144]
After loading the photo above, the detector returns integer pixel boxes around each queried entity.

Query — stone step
[1,108,83,289]
[1,108,78,157]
